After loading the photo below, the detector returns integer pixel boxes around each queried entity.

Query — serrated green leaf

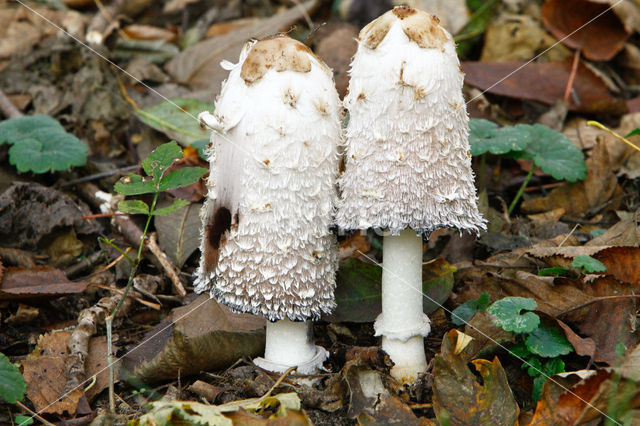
[159,167,208,191]
[0,352,26,404]
[0,115,88,173]
[571,255,607,273]
[525,323,574,357]
[538,267,569,277]
[134,98,213,146]
[487,297,540,333]
[625,128,640,138]
[142,141,183,181]
[118,200,150,215]
[469,119,530,156]
[152,198,190,216]
[114,174,157,195]
[519,124,586,182]
[451,292,490,325]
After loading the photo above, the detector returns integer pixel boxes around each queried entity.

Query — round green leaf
[469,119,530,156]
[487,297,540,333]
[0,115,88,173]
[520,124,586,182]
[525,323,574,357]
[0,352,26,404]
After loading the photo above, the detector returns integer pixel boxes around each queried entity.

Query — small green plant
[101,141,207,412]
[469,119,587,215]
[0,115,88,173]
[460,296,574,402]
[0,351,35,425]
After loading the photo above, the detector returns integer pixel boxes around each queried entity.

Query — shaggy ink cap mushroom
[336,7,486,382]
[194,35,341,374]
[336,6,486,236]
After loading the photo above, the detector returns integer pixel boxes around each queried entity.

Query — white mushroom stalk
[336,7,486,382]
[194,36,341,374]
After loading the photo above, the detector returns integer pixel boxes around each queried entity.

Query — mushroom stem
[375,228,429,381]
[254,319,328,375]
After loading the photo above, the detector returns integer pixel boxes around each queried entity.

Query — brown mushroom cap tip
[359,6,449,50]
[241,36,314,84]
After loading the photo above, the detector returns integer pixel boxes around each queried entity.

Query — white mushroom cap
[194,36,341,322]
[335,6,486,236]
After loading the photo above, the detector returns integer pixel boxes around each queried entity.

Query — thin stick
[564,48,581,104]
[558,295,640,317]
[14,401,55,426]
[261,366,297,399]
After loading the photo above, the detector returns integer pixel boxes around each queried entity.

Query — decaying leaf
[432,330,519,425]
[132,392,309,426]
[541,0,630,61]
[156,202,202,268]
[122,294,265,383]
[0,266,88,300]
[462,60,626,114]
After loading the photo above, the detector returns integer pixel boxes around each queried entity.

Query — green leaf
[142,141,183,181]
[327,258,382,323]
[0,115,88,173]
[469,119,529,156]
[15,416,34,426]
[525,323,574,357]
[538,267,569,277]
[589,228,606,238]
[531,358,565,401]
[524,356,543,377]
[532,376,546,402]
[451,292,490,326]
[192,138,210,160]
[625,128,640,138]
[0,352,26,404]
[487,297,540,333]
[159,167,208,192]
[509,342,531,358]
[152,198,190,216]
[118,200,150,215]
[571,255,607,273]
[517,124,586,182]
[134,98,213,146]
[114,174,157,195]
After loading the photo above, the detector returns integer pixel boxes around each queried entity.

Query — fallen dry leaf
[432,330,519,425]
[0,266,88,300]
[542,0,630,61]
[122,24,177,42]
[593,246,640,286]
[462,60,626,114]
[122,294,265,382]
[315,22,359,100]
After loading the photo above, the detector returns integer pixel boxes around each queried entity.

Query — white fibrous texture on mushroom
[194,36,341,322]
[336,8,487,236]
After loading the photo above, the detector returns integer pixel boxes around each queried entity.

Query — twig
[587,121,640,153]
[14,401,55,426]
[86,0,125,45]
[147,233,186,298]
[557,295,640,317]
[0,88,22,119]
[60,165,139,188]
[558,223,579,247]
[261,366,297,399]
[564,48,581,104]
[64,251,104,278]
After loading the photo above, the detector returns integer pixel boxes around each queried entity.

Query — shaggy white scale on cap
[194,36,340,322]
[336,7,486,236]
[336,7,486,382]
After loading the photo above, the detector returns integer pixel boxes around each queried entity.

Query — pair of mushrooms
[195,6,486,382]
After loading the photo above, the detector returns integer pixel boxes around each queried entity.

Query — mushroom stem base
[254,319,327,375]
[382,335,427,382]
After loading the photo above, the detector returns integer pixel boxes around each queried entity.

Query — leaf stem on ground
[587,121,640,153]
[508,167,535,216]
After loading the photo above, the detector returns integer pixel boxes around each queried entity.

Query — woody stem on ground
[508,167,535,216]
[105,191,159,413]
